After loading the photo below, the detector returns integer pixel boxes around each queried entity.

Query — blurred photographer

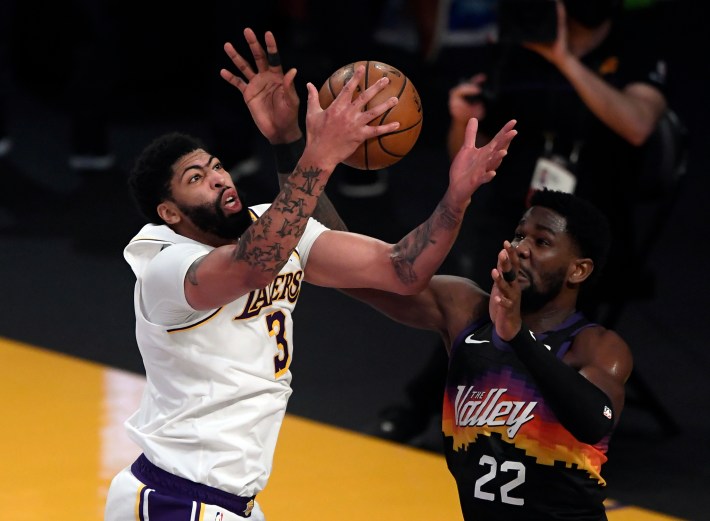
[447,0,668,320]
[372,0,670,445]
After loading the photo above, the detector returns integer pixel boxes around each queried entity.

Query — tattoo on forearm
[277,218,295,238]
[251,212,272,241]
[279,198,308,218]
[435,201,462,230]
[275,182,295,207]
[231,162,329,273]
[278,166,324,197]
[297,165,325,196]
[391,243,419,284]
[247,243,285,268]
[235,226,256,259]
[236,229,287,272]
[292,221,308,237]
[390,202,462,284]
[391,225,432,284]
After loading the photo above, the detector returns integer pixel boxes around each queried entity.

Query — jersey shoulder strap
[538,311,595,358]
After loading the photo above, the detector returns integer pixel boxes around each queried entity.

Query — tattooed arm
[304,199,466,294]
[276,171,348,232]
[303,118,517,295]
[184,71,399,310]
[222,28,348,233]
[219,28,516,296]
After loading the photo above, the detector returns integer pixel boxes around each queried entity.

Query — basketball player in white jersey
[104,28,517,520]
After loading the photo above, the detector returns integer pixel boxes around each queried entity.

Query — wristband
[272,136,306,173]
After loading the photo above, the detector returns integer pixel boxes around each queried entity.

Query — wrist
[507,325,533,346]
[273,136,306,173]
[442,187,471,215]
[555,51,579,78]
[295,146,337,177]
[270,128,303,145]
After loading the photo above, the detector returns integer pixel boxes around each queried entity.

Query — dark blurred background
[0,1,708,519]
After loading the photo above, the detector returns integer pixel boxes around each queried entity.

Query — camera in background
[497,0,558,44]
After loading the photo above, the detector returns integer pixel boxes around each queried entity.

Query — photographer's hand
[524,1,666,144]
[448,74,488,160]
[524,1,570,68]
[449,74,487,121]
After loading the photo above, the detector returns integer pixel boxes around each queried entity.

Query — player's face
[511,207,577,312]
[169,150,253,239]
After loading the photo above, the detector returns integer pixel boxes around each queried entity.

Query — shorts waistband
[131,453,256,517]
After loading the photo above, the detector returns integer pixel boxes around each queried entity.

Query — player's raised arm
[303,118,517,295]
[186,67,400,310]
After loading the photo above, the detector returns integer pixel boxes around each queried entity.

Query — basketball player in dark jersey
[346,189,633,520]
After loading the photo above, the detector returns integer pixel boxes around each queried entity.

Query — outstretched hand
[489,240,523,341]
[220,28,301,144]
[448,118,517,206]
[301,66,400,171]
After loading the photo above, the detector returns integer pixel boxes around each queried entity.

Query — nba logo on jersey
[215,513,223,521]
[603,406,613,419]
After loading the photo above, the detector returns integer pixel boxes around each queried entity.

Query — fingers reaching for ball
[318,61,423,170]
[448,119,518,204]
[303,80,401,170]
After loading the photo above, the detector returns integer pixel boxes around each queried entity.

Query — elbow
[388,260,429,295]
[396,279,429,296]
[620,121,652,146]
[240,268,278,294]
[571,423,612,445]
[565,406,615,445]
[627,113,664,147]
[627,128,652,147]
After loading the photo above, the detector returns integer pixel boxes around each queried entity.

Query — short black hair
[128,132,206,223]
[529,189,611,285]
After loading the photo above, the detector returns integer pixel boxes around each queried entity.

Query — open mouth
[220,188,241,212]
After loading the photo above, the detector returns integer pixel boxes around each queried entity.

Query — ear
[568,258,594,284]
[157,201,182,225]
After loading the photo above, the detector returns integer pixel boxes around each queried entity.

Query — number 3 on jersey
[266,310,290,378]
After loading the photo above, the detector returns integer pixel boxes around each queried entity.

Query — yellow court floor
[0,337,685,521]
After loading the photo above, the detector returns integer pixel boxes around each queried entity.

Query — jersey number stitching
[474,455,525,506]
[266,310,290,378]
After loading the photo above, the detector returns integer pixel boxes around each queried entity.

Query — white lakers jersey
[122,204,328,497]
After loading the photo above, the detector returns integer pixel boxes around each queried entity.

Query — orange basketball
[318,61,423,171]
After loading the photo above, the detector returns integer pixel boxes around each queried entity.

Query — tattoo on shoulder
[186,256,205,286]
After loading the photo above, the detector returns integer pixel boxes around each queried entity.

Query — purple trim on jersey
[545,311,596,359]
[166,307,223,333]
[131,454,255,518]
[450,317,490,356]
[451,311,595,360]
